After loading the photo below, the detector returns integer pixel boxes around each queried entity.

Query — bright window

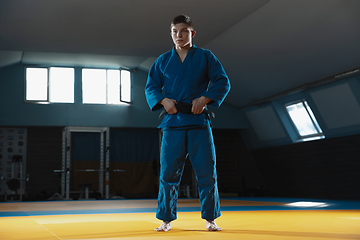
[82,69,107,104]
[49,67,74,103]
[285,100,324,140]
[120,70,132,103]
[26,68,48,101]
[26,67,74,103]
[107,70,121,104]
[82,68,131,104]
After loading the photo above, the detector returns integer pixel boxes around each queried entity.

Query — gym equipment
[0,155,29,201]
[54,127,124,200]
[54,168,124,199]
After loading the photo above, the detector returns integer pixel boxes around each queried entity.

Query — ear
[191,30,196,38]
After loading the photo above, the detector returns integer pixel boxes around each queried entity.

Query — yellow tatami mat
[0,199,360,240]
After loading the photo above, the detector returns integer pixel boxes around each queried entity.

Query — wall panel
[251,134,360,200]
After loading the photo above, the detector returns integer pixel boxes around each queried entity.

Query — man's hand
[191,96,212,115]
[160,98,178,115]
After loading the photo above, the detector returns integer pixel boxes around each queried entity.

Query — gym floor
[0,198,360,240]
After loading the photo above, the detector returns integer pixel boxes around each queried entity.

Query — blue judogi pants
[156,125,221,221]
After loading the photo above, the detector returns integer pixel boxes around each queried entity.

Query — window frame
[119,68,132,104]
[284,99,324,141]
[24,66,132,105]
[24,66,75,104]
[82,68,132,105]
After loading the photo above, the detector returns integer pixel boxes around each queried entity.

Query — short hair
[171,14,194,29]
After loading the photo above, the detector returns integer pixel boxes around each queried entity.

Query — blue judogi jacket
[145,45,230,129]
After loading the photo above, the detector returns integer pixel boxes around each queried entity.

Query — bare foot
[154,221,172,232]
[206,220,222,231]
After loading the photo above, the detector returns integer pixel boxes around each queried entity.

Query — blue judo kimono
[145,45,230,221]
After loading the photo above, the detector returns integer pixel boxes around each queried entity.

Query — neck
[175,45,192,63]
[175,43,192,52]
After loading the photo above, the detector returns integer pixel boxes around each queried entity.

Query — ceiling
[1,0,360,108]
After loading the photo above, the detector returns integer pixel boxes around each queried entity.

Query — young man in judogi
[145,14,230,232]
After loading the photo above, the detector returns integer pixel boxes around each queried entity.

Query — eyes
[172,29,191,35]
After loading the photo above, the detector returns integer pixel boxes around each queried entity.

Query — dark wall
[20,127,262,200]
[26,127,63,200]
[251,134,360,200]
[23,126,161,200]
[18,126,360,201]
[213,129,264,197]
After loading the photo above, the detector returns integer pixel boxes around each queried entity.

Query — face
[170,23,196,49]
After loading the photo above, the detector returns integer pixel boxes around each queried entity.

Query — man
[145,14,230,232]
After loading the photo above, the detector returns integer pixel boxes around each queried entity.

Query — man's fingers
[191,105,204,115]
[191,98,205,115]
[166,102,177,114]
[168,108,178,114]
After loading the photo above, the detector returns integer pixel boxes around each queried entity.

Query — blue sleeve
[203,51,231,108]
[145,57,165,111]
